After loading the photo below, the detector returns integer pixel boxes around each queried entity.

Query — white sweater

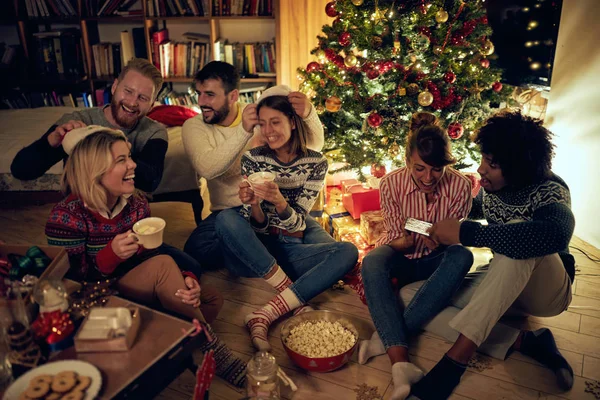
[182,103,324,211]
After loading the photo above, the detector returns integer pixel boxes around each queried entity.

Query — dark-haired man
[181,61,326,269]
[408,111,575,399]
[11,58,167,193]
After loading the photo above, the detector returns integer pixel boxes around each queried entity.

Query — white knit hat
[257,84,292,103]
[62,125,125,155]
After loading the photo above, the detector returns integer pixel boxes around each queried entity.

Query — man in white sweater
[182,61,327,269]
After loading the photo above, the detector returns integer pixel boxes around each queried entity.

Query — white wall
[545,0,600,248]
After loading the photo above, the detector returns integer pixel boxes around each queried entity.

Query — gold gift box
[359,210,385,245]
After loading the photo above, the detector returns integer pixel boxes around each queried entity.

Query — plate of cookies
[3,360,102,400]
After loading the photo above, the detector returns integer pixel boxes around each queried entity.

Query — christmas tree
[298,0,514,173]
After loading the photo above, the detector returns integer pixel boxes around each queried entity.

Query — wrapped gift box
[309,186,326,217]
[360,210,385,245]
[326,186,343,205]
[340,179,363,194]
[323,203,350,235]
[74,306,141,352]
[332,216,360,241]
[340,232,374,262]
[342,188,380,220]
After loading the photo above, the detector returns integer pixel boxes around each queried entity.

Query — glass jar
[245,351,280,400]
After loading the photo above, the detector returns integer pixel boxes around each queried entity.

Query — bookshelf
[1,0,280,108]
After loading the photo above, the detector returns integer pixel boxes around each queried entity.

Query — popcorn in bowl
[285,320,356,358]
[280,310,359,372]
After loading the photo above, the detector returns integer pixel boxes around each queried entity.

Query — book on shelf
[120,31,135,68]
[25,0,78,18]
[91,43,122,78]
[32,29,85,77]
[213,40,275,77]
[151,29,210,79]
[0,89,94,109]
[94,0,141,16]
[213,0,272,16]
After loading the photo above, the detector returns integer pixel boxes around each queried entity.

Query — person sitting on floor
[11,58,168,194]
[44,127,246,388]
[407,111,575,399]
[214,87,358,351]
[181,62,332,271]
[358,112,474,400]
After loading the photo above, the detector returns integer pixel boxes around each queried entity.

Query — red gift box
[342,188,380,219]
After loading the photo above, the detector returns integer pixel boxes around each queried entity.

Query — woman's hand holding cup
[111,230,139,260]
[239,179,259,205]
[252,181,287,211]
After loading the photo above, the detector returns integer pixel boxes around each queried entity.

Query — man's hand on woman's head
[288,92,311,119]
[48,120,87,148]
[242,103,259,133]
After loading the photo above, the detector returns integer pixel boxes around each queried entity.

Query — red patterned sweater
[46,194,196,284]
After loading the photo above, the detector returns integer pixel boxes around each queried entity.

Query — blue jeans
[215,209,358,303]
[362,244,473,349]
[184,207,334,270]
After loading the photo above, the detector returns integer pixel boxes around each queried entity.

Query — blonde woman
[45,127,246,387]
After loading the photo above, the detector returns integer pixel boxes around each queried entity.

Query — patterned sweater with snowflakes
[45,194,151,282]
[460,173,575,282]
[240,145,328,233]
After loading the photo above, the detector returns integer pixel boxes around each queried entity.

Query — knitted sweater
[11,106,168,193]
[46,194,152,282]
[240,146,328,233]
[460,173,575,282]
[181,103,324,211]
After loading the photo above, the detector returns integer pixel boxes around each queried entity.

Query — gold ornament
[481,39,495,56]
[351,0,364,5]
[316,104,325,114]
[418,90,434,106]
[407,83,420,95]
[410,54,417,62]
[435,10,449,23]
[397,86,407,96]
[381,136,389,145]
[325,96,342,112]
[389,142,400,158]
[344,54,358,67]
[433,46,443,55]
[315,49,326,62]
[371,35,383,48]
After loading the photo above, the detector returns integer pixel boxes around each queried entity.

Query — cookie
[51,374,77,393]
[18,393,32,400]
[60,390,85,400]
[55,370,77,380]
[45,394,62,400]
[73,375,91,392]
[29,375,53,386]
[23,381,50,399]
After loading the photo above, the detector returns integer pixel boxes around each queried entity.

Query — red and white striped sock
[244,288,302,351]
[265,264,293,292]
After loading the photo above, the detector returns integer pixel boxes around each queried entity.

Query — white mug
[244,171,276,190]
[129,217,166,249]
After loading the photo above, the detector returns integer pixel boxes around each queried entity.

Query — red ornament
[324,48,337,61]
[332,17,342,29]
[492,82,503,92]
[361,62,374,72]
[339,32,351,47]
[415,71,425,81]
[444,71,456,84]
[367,112,383,128]
[325,1,338,17]
[480,15,488,24]
[480,58,490,68]
[371,164,387,178]
[367,69,380,80]
[333,55,345,68]
[306,62,320,72]
[448,122,464,139]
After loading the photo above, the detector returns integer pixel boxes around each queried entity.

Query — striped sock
[196,323,247,388]
[292,304,314,315]
[264,264,292,292]
[244,288,302,351]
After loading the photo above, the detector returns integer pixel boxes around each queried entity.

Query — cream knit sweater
[182,103,324,211]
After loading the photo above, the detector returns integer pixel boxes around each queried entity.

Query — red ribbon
[31,310,74,344]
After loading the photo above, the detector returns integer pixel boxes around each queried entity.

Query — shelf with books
[84,16,145,22]
[212,16,274,20]
[163,76,275,83]
[146,16,210,22]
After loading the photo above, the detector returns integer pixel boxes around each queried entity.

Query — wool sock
[390,362,424,400]
[358,330,386,364]
[195,323,247,388]
[410,354,466,400]
[244,288,302,351]
[265,264,293,292]
[519,328,574,390]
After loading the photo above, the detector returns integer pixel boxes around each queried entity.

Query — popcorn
[285,320,356,358]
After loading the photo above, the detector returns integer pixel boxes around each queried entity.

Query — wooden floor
[1,200,600,400]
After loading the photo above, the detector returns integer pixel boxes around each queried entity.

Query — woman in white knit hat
[215,86,359,351]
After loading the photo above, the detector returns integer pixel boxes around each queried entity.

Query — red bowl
[280,310,358,373]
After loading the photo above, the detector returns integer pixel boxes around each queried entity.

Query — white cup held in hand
[130,217,166,249]
[244,171,276,190]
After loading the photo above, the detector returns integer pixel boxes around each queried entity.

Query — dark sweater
[460,173,575,282]
[10,107,168,193]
